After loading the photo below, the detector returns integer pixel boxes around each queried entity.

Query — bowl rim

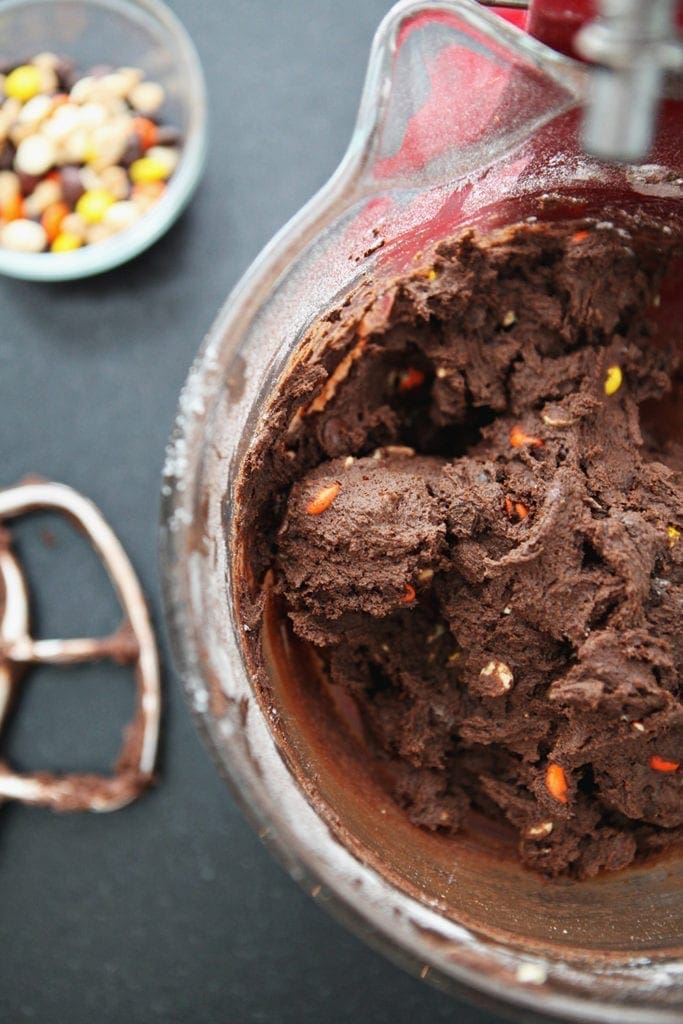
[0,0,207,281]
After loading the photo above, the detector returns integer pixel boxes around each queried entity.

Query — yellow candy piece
[51,231,83,253]
[83,141,98,165]
[668,525,681,548]
[5,64,43,102]
[129,156,170,185]
[604,365,623,396]
[75,189,115,224]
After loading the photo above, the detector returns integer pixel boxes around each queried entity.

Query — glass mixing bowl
[161,2,682,1020]
[0,0,207,281]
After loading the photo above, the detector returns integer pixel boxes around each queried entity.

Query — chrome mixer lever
[576,0,683,162]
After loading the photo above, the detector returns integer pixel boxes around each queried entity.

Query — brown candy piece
[59,165,85,206]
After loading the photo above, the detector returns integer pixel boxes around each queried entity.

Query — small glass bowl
[0,0,207,281]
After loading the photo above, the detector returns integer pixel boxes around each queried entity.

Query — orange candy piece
[545,763,568,804]
[398,367,426,393]
[401,583,416,604]
[650,755,679,773]
[306,482,340,515]
[570,229,590,244]
[132,117,159,152]
[1,193,25,222]
[510,425,544,449]
[504,496,530,520]
[41,202,70,242]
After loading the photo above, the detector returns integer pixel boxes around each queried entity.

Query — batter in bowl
[236,208,682,878]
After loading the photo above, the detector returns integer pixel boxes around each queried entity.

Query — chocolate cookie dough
[236,209,682,878]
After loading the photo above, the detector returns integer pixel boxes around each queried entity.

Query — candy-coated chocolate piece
[129,80,164,115]
[41,201,70,241]
[0,191,25,221]
[59,212,87,240]
[14,134,56,176]
[51,230,83,252]
[4,65,43,102]
[0,217,47,251]
[103,199,139,231]
[604,364,623,396]
[129,156,170,184]
[145,145,179,175]
[131,116,158,151]
[75,187,115,224]
[0,169,20,204]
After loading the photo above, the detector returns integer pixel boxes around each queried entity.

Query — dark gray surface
[0,3,509,1021]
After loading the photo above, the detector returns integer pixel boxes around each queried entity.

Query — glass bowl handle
[346,0,588,194]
